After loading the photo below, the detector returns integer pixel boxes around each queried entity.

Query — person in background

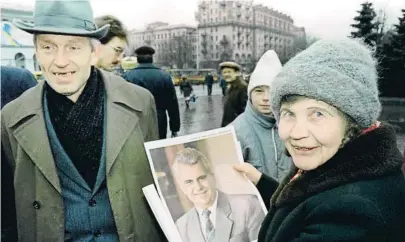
[2,0,164,240]
[1,66,37,241]
[123,46,180,139]
[234,38,405,242]
[95,15,127,72]
[219,77,227,96]
[220,61,247,127]
[204,72,214,96]
[231,50,291,182]
[179,75,193,108]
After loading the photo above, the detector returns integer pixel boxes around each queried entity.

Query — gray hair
[171,148,213,175]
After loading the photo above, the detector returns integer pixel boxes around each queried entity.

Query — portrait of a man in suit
[172,148,265,242]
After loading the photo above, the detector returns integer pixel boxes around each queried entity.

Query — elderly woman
[234,38,405,241]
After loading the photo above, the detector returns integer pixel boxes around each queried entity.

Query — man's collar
[195,191,219,215]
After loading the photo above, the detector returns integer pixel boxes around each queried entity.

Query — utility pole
[196,28,200,70]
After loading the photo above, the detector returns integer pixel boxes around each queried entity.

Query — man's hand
[233,162,262,185]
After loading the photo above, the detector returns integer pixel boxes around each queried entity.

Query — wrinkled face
[174,162,216,209]
[221,67,239,83]
[251,86,271,115]
[278,97,348,171]
[35,34,99,99]
[97,37,126,71]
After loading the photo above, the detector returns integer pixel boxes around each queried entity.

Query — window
[216,36,218,41]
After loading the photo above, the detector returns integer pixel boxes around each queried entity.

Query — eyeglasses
[108,45,124,56]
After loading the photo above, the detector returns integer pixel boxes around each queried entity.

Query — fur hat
[270,38,381,128]
[248,50,282,98]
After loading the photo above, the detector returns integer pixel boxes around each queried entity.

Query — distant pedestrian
[123,46,181,139]
[204,72,214,96]
[220,78,227,96]
[219,61,247,127]
[179,75,193,108]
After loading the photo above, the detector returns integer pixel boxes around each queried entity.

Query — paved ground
[168,85,405,155]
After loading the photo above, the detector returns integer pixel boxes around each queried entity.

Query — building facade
[195,0,302,71]
[129,22,198,68]
[128,1,306,72]
[1,4,39,73]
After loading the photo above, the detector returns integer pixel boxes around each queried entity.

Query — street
[169,85,405,155]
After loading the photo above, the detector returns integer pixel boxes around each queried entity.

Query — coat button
[93,230,101,237]
[33,201,41,210]
[88,199,97,207]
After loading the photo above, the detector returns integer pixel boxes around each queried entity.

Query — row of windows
[133,31,195,41]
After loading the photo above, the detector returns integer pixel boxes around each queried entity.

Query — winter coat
[256,125,405,242]
[1,71,166,241]
[1,66,37,109]
[230,102,291,182]
[179,80,193,97]
[123,63,180,139]
[1,66,37,241]
[205,74,214,86]
[221,79,248,127]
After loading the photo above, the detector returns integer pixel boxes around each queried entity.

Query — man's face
[221,67,239,83]
[175,162,216,209]
[97,37,126,71]
[35,34,99,99]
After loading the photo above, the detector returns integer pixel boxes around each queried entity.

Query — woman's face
[278,97,348,171]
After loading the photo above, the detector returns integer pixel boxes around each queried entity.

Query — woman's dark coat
[221,79,248,127]
[179,80,193,97]
[256,125,405,242]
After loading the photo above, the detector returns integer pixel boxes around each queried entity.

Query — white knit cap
[248,50,282,98]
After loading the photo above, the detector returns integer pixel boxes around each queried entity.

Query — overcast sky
[2,0,404,38]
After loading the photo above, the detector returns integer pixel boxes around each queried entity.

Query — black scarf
[46,67,105,189]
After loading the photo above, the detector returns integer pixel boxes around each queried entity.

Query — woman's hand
[233,162,262,185]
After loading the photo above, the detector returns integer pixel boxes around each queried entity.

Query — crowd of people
[1,0,405,241]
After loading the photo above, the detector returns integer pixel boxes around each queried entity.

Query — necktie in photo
[202,209,215,242]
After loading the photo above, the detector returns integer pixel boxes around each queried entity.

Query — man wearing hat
[219,61,248,127]
[124,46,180,139]
[1,0,164,241]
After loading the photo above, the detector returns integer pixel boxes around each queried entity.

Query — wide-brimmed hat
[12,0,110,39]
[219,61,242,72]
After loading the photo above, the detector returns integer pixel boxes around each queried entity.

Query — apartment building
[195,0,301,70]
[128,1,305,71]
[129,22,197,68]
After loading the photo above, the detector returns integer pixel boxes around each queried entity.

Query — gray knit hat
[270,38,381,128]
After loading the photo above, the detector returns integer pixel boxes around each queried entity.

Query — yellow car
[33,71,44,82]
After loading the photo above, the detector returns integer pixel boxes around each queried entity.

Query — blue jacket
[1,66,37,241]
[230,101,291,182]
[1,66,37,109]
[123,64,180,137]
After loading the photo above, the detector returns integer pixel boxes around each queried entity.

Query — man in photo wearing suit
[172,148,265,242]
